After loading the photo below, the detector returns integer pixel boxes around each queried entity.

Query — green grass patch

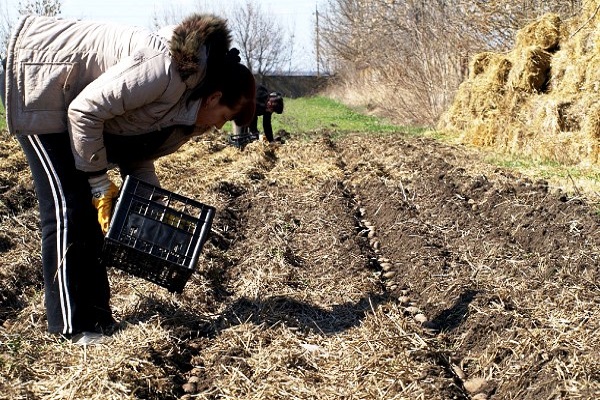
[429,129,600,201]
[224,96,423,138]
[0,104,5,131]
[489,154,600,181]
[483,152,600,202]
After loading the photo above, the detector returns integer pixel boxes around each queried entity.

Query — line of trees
[1,0,62,58]
[151,1,297,78]
[228,1,294,77]
[1,0,297,79]
[3,0,578,127]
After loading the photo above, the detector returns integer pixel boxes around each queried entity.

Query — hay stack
[438,3,600,165]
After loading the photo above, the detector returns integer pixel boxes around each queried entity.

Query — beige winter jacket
[4,14,229,179]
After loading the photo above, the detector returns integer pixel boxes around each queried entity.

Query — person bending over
[234,84,284,142]
[1,13,255,343]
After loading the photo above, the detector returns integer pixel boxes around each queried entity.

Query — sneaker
[70,331,106,345]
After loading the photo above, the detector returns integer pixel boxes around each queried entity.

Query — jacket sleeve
[262,113,273,142]
[67,52,175,173]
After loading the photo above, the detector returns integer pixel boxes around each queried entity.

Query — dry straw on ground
[1,128,600,399]
[2,5,600,395]
[438,1,600,166]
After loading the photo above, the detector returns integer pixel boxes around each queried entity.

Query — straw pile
[438,2,600,165]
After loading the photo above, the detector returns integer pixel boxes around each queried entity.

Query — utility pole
[315,3,320,77]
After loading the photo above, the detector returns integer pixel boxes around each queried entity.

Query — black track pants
[17,133,112,335]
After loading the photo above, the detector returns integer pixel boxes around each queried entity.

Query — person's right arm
[67,51,181,175]
[69,52,182,234]
[262,113,274,142]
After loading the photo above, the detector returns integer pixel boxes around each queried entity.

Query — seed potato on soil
[0,129,599,399]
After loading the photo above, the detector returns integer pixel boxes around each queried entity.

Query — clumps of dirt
[438,1,600,165]
[338,134,600,400]
[1,131,599,399]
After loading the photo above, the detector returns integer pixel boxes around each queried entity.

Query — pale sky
[2,0,321,73]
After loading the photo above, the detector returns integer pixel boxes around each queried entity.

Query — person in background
[1,13,255,344]
[234,84,284,143]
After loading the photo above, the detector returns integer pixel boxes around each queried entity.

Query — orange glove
[88,173,120,234]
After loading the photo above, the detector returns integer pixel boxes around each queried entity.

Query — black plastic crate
[101,176,216,293]
[227,132,259,148]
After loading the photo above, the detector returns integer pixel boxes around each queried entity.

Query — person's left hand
[89,173,120,234]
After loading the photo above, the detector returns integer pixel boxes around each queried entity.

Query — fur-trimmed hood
[169,14,231,82]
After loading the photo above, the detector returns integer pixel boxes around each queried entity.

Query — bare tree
[0,0,61,57]
[18,0,60,16]
[150,0,230,31]
[319,0,583,125]
[150,2,187,30]
[229,0,294,76]
[0,1,14,57]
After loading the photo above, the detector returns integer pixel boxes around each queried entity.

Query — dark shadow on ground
[428,289,478,332]
[209,294,388,335]
[124,292,390,338]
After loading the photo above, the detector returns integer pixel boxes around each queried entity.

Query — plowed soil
[1,130,599,400]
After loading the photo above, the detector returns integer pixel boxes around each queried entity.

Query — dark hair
[269,92,284,114]
[189,48,256,126]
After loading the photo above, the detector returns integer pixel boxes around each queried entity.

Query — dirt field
[1,129,599,399]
